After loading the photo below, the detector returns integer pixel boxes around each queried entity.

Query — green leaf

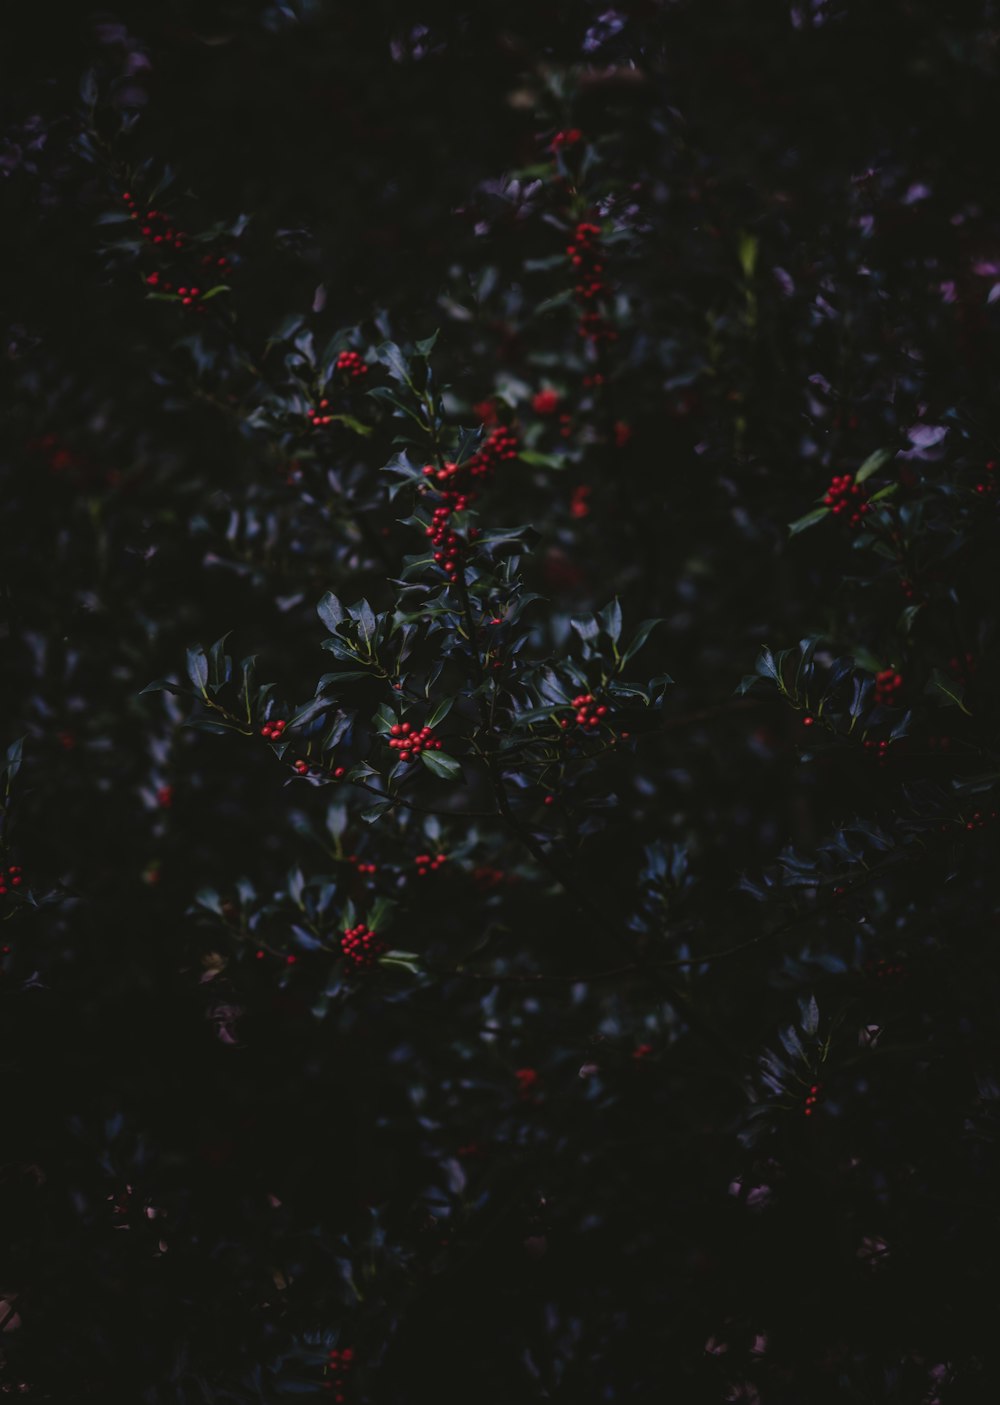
[187,717,234,735]
[324,413,372,437]
[316,669,371,684]
[321,637,359,662]
[426,696,454,728]
[368,895,397,930]
[199,284,231,302]
[317,592,345,632]
[288,695,340,730]
[208,633,232,695]
[420,750,462,780]
[518,451,567,469]
[532,288,575,318]
[899,604,923,634]
[139,679,190,699]
[186,646,209,695]
[265,313,305,352]
[319,328,354,377]
[570,614,600,642]
[194,887,223,916]
[288,867,305,907]
[788,507,829,536]
[366,384,423,423]
[799,994,820,1037]
[3,736,25,786]
[354,600,377,651]
[415,331,439,358]
[621,618,663,666]
[927,668,972,716]
[374,340,411,386]
[866,482,898,504]
[854,447,894,484]
[380,952,422,974]
[737,231,758,278]
[599,598,623,644]
[754,647,781,684]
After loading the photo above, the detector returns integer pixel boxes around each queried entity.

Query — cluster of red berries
[473,865,510,891]
[550,128,582,153]
[324,1346,354,1400]
[123,194,187,251]
[426,506,465,582]
[261,718,287,741]
[567,221,605,300]
[470,425,520,477]
[803,1082,823,1117]
[582,372,606,389]
[864,957,906,980]
[293,758,347,779]
[156,786,173,809]
[308,399,337,428]
[900,578,916,601]
[336,349,367,381]
[349,854,377,876]
[863,738,892,767]
[199,250,233,278]
[566,222,617,343]
[578,309,617,343]
[414,852,447,878]
[561,693,609,733]
[926,734,952,751]
[947,651,977,681]
[963,809,999,831]
[874,669,904,707]
[473,398,500,426]
[423,427,519,493]
[974,460,996,494]
[341,923,385,968]
[388,721,443,763]
[823,472,871,527]
[417,427,518,579]
[145,272,208,311]
[0,865,24,898]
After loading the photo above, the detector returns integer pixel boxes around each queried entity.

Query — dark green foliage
[4,3,1000,1400]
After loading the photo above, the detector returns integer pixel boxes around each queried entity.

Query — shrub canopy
[4,3,1000,1400]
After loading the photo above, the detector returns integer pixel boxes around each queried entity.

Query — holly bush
[4,2,1000,1401]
